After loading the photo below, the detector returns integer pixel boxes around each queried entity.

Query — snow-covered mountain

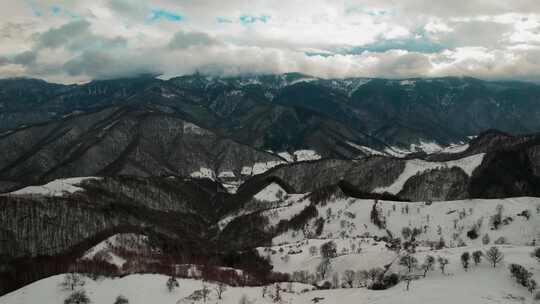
[2,75,540,303]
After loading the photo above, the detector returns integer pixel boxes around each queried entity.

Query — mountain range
[2,73,540,298]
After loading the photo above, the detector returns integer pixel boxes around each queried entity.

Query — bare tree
[64,290,90,304]
[273,283,281,303]
[215,282,227,300]
[399,254,418,273]
[532,247,540,262]
[437,256,449,274]
[461,252,470,271]
[421,255,435,277]
[472,250,483,266]
[342,270,355,288]
[201,283,211,303]
[60,273,85,291]
[485,246,504,268]
[403,275,413,291]
[316,258,332,279]
[166,276,179,292]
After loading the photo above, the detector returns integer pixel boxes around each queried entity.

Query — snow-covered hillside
[2,245,539,304]
[3,177,100,197]
[374,153,485,194]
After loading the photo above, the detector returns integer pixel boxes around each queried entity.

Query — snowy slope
[3,177,100,197]
[374,153,485,194]
[254,183,287,202]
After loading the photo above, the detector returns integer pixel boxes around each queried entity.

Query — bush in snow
[509,264,532,287]
[535,291,540,301]
[472,250,483,266]
[64,290,91,304]
[482,233,491,245]
[60,273,85,291]
[461,252,470,271]
[370,273,400,290]
[529,279,537,294]
[517,209,531,220]
[370,200,386,229]
[486,247,504,268]
[320,241,337,259]
[113,295,129,304]
[467,227,479,239]
[490,204,504,230]
[166,275,179,292]
[532,247,540,262]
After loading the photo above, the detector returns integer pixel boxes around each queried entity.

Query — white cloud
[0,0,540,83]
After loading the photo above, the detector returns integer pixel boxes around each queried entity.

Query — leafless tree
[485,246,504,268]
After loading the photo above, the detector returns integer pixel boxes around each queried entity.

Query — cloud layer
[1,0,540,83]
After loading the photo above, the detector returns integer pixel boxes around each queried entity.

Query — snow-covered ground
[2,244,538,304]
[82,234,152,269]
[374,153,485,194]
[3,177,100,197]
[2,189,540,303]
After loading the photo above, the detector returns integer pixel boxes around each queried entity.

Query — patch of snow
[264,91,274,100]
[278,152,294,162]
[183,122,208,135]
[161,93,177,99]
[218,171,236,178]
[254,183,287,202]
[293,150,321,161]
[440,143,469,154]
[346,141,385,156]
[289,77,317,85]
[222,180,242,194]
[384,146,411,158]
[374,153,485,194]
[400,80,416,86]
[409,141,443,154]
[190,167,215,180]
[241,161,285,176]
[5,177,101,197]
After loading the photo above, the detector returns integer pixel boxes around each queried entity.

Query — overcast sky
[1,0,540,83]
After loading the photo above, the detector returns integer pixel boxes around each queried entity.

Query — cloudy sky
[1,0,540,83]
